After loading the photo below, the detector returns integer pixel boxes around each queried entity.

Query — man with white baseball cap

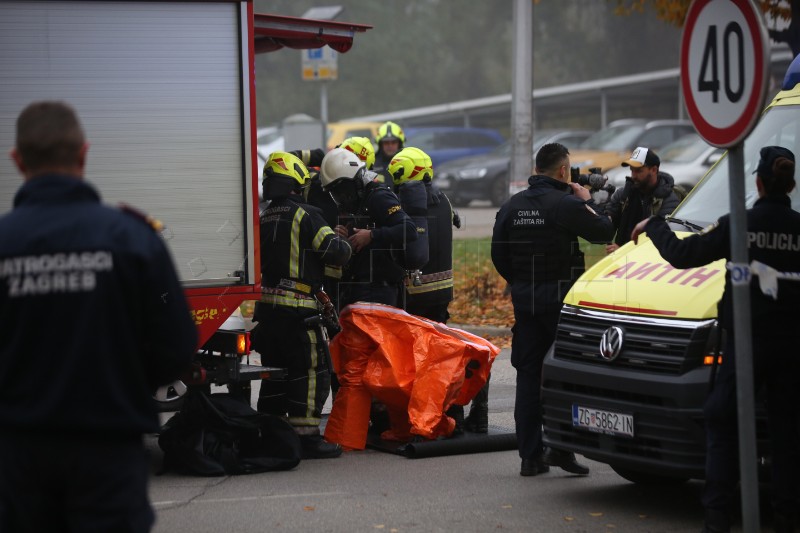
[603,146,682,253]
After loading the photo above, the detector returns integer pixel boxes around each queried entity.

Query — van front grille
[554,305,716,375]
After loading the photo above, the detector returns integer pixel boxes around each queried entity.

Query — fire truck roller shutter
[0,1,251,285]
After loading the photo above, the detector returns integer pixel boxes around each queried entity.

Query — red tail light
[237,332,251,355]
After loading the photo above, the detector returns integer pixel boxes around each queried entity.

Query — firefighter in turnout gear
[253,151,352,459]
[319,147,417,309]
[290,138,378,400]
[389,147,453,319]
[374,121,405,173]
[388,147,481,433]
[320,147,418,437]
[290,136,378,311]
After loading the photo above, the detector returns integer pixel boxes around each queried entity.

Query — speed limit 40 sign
[680,0,769,148]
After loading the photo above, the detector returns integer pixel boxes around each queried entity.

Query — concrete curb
[448,323,511,337]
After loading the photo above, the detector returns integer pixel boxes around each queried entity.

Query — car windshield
[659,134,710,163]
[672,106,800,227]
[580,124,645,151]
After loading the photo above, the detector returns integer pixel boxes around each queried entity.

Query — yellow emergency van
[541,58,800,484]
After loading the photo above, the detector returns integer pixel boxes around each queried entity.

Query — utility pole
[510,0,533,201]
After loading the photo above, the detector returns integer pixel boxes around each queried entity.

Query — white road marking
[153,491,347,508]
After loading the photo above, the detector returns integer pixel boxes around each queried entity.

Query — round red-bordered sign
[680,0,769,148]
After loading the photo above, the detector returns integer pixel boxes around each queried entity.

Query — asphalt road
[147,345,725,533]
[452,204,497,239]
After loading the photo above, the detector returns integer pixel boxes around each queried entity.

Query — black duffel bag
[158,391,302,476]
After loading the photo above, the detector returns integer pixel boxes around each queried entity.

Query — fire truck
[0,0,370,402]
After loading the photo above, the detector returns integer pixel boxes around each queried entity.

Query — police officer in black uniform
[319,147,417,309]
[0,101,197,532]
[253,151,352,459]
[632,146,800,533]
[491,142,615,477]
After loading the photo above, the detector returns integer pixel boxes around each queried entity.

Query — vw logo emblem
[599,326,624,361]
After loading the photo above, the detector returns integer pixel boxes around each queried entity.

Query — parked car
[404,126,505,168]
[604,132,724,191]
[438,129,593,207]
[326,121,382,151]
[435,142,511,207]
[257,125,284,157]
[569,118,696,173]
[533,129,595,155]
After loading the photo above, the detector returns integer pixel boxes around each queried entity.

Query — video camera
[570,166,616,207]
[571,167,607,191]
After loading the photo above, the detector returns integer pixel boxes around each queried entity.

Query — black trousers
[702,332,800,520]
[404,300,450,324]
[510,307,559,461]
[252,312,331,430]
[0,433,153,533]
[338,281,400,309]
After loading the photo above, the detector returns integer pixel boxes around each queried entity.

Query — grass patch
[450,238,511,327]
[450,237,606,328]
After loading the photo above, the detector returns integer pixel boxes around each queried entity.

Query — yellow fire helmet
[263,151,310,186]
[376,120,406,145]
[388,146,433,186]
[340,136,375,170]
[262,151,311,199]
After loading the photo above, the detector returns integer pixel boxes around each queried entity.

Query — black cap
[621,146,660,168]
[754,146,795,178]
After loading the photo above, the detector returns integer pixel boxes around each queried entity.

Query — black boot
[520,455,549,476]
[542,448,590,475]
[369,400,391,436]
[298,433,342,459]
[701,508,730,533]
[464,377,489,433]
[446,404,464,436]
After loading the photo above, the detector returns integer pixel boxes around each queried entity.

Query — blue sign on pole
[301,46,338,81]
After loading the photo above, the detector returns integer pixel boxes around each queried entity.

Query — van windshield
[672,106,800,227]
